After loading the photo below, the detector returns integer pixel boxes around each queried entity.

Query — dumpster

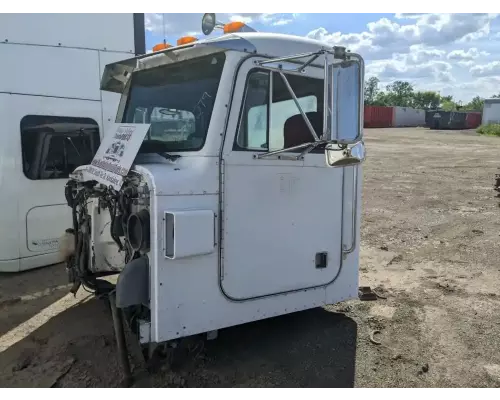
[465,112,482,129]
[425,110,467,130]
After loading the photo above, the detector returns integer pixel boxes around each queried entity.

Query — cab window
[20,115,100,180]
[236,69,323,152]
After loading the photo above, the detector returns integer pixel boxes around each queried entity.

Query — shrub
[477,123,500,137]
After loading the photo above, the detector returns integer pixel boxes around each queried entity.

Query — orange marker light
[152,42,172,52]
[177,36,198,46]
[223,21,246,34]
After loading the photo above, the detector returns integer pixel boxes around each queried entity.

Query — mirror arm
[254,53,320,74]
[298,141,325,158]
[256,47,347,71]
[299,53,321,71]
[257,51,323,67]
[255,142,314,159]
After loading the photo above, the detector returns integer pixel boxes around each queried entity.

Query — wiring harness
[63,176,139,295]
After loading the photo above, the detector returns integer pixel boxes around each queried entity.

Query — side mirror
[325,141,365,167]
[324,55,364,145]
[202,13,217,36]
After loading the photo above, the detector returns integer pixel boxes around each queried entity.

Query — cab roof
[100,31,353,94]
[202,32,332,57]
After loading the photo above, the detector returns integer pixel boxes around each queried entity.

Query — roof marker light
[152,42,172,52]
[223,21,246,34]
[177,36,198,46]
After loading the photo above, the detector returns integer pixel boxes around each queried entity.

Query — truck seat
[283,112,323,149]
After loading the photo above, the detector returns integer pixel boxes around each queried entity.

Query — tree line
[364,77,500,112]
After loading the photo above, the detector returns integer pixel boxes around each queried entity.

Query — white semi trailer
[0,13,146,272]
[483,98,500,125]
[63,14,366,385]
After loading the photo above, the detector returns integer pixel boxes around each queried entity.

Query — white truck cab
[63,14,365,384]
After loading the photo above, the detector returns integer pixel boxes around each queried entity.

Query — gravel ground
[1,127,500,388]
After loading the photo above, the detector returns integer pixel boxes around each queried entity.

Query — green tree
[364,77,380,105]
[372,91,391,106]
[363,79,480,110]
[441,99,458,111]
[412,90,441,109]
[385,81,415,107]
[463,96,484,111]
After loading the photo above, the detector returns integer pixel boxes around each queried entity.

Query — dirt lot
[2,127,500,388]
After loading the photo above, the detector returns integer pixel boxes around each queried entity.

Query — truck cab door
[220,57,349,300]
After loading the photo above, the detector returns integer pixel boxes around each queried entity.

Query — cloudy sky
[144,13,500,103]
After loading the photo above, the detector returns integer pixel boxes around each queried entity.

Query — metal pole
[323,53,329,139]
[109,291,133,387]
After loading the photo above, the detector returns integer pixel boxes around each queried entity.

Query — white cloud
[242,12,300,26]
[229,15,253,24]
[470,61,500,77]
[459,24,491,43]
[258,14,285,25]
[306,13,498,60]
[273,18,293,26]
[453,76,500,98]
[305,13,500,102]
[447,47,490,60]
[367,59,454,83]
[395,44,445,65]
[143,13,499,103]
[394,13,426,20]
[145,13,293,37]
[458,60,475,68]
[144,11,203,38]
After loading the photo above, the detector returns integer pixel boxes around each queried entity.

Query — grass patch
[477,123,500,137]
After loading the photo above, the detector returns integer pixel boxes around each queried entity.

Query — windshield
[122,53,225,152]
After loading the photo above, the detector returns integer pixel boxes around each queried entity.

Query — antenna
[162,13,167,45]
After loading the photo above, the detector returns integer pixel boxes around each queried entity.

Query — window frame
[20,115,101,181]
[233,68,270,152]
[232,67,325,154]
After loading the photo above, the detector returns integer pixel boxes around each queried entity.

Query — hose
[109,200,124,251]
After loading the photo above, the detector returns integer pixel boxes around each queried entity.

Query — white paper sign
[84,123,151,190]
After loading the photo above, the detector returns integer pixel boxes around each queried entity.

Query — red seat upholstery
[283,112,323,149]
